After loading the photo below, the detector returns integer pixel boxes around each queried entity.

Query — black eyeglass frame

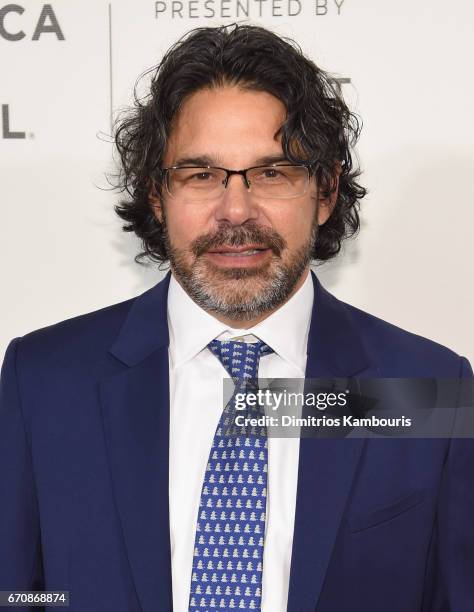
[155,162,318,199]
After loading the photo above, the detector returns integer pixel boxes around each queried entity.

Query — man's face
[153,85,335,323]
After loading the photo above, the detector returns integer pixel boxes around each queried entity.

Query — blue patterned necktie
[188,338,274,611]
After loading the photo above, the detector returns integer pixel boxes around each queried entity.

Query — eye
[252,167,288,182]
[262,168,282,179]
[190,171,213,181]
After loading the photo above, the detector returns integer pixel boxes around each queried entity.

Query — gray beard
[163,215,317,322]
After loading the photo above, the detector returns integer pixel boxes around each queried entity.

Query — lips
[207,245,268,255]
[204,243,273,266]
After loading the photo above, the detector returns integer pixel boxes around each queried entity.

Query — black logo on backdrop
[0,3,64,41]
[2,105,25,139]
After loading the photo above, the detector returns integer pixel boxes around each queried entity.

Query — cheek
[264,200,316,245]
[165,203,213,246]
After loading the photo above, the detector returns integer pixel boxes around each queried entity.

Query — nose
[213,173,259,226]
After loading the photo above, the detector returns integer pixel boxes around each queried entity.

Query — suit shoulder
[13,295,138,369]
[340,299,466,376]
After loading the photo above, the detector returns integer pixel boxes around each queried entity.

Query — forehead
[163,85,288,167]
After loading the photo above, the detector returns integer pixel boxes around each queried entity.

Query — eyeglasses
[157,163,315,201]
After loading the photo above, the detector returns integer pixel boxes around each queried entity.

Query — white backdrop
[1,0,473,363]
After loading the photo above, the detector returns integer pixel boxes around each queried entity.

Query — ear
[317,161,342,226]
[148,179,163,223]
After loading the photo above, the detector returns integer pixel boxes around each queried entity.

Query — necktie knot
[208,338,274,382]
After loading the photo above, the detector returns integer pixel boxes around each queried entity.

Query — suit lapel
[286,272,380,612]
[100,273,173,612]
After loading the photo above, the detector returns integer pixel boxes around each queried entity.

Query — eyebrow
[171,155,215,167]
[254,154,289,165]
[170,153,289,168]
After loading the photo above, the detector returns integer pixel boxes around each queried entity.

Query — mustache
[191,223,286,257]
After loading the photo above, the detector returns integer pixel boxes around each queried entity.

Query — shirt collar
[167,269,314,373]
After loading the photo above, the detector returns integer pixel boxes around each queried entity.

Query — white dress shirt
[167,269,314,611]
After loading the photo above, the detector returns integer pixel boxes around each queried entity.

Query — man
[0,23,473,612]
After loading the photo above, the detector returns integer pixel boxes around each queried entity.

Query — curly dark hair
[113,23,366,264]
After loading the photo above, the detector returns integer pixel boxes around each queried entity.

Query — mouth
[205,245,272,266]
[208,245,268,255]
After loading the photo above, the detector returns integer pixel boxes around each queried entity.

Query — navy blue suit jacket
[1,271,473,612]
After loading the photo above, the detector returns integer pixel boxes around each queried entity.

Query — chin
[199,266,276,292]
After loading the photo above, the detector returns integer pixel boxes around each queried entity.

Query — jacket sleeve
[0,338,44,610]
[424,356,474,611]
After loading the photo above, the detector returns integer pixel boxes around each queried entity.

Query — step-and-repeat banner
[1,0,473,362]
